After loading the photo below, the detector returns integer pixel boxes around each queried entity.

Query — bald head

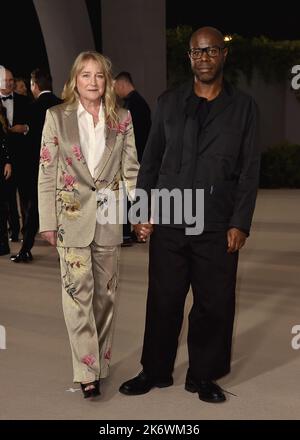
[190,27,224,47]
[0,68,14,94]
[188,26,228,85]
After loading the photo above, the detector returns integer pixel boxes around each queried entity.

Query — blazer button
[91,187,96,191]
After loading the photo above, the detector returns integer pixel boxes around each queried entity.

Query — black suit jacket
[0,116,10,198]
[136,80,260,234]
[123,90,151,162]
[27,92,62,174]
[6,92,31,171]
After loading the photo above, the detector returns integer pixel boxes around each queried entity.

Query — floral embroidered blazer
[38,102,139,247]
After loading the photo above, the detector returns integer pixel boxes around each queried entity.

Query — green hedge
[167,26,300,88]
[259,143,300,188]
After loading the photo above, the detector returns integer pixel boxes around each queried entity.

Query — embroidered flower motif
[53,136,59,146]
[96,193,108,210]
[60,191,74,204]
[66,157,72,166]
[64,199,81,219]
[82,354,96,367]
[65,252,87,275]
[72,145,83,161]
[57,225,65,243]
[58,191,81,220]
[108,112,132,134]
[63,173,77,191]
[40,146,52,167]
[57,185,80,220]
[65,283,77,300]
[104,349,111,361]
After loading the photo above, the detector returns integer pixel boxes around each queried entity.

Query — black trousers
[0,174,9,248]
[6,173,28,239]
[141,226,238,382]
[21,186,39,253]
[123,196,132,239]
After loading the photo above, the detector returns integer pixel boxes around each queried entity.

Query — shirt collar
[78,100,103,119]
[38,90,52,98]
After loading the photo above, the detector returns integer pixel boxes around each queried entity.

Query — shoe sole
[185,383,226,403]
[198,395,226,403]
[119,387,152,396]
[119,380,173,396]
[83,390,101,399]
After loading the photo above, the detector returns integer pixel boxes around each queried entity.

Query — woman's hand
[41,230,57,246]
[3,163,12,180]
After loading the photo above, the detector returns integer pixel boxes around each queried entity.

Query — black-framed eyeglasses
[188,46,225,59]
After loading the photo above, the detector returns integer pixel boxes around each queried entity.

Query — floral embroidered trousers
[57,242,120,383]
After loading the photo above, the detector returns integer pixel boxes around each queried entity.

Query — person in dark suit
[0,68,31,242]
[119,27,260,403]
[114,72,151,245]
[0,100,12,255]
[114,72,151,162]
[11,68,62,262]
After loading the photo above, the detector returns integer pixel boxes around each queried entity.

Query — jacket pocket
[204,180,237,222]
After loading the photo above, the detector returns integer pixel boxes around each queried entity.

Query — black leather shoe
[10,251,33,263]
[119,371,173,395]
[185,373,226,403]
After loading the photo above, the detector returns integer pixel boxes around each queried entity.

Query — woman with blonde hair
[38,51,139,398]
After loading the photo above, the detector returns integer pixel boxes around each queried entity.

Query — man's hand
[227,228,247,253]
[3,163,12,180]
[133,223,153,242]
[9,124,28,134]
[41,230,57,246]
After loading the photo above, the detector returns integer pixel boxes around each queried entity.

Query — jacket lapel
[63,103,94,184]
[94,122,117,183]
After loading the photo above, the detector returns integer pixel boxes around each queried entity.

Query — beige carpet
[0,189,299,420]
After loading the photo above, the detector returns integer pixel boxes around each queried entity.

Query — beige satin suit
[38,102,139,382]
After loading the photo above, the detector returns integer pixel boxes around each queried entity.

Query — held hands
[3,163,11,180]
[227,228,247,253]
[133,223,153,242]
[41,230,57,246]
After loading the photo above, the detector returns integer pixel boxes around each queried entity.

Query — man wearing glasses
[120,27,260,403]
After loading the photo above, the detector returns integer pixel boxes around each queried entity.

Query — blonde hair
[62,51,118,126]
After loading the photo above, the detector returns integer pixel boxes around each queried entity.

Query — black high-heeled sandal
[80,379,100,398]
